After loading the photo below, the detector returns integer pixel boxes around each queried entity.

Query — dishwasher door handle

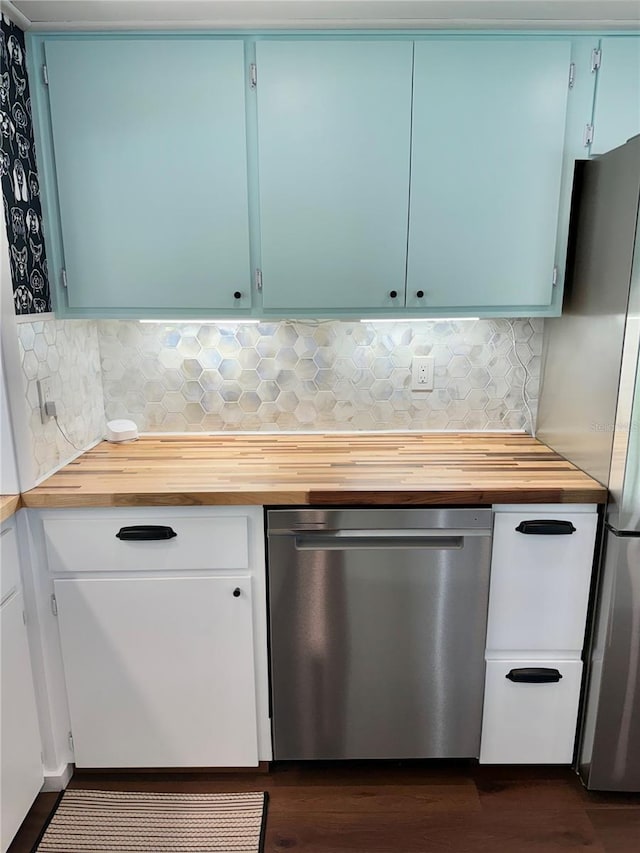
[294,534,465,551]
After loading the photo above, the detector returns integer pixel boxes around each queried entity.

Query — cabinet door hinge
[568,62,576,89]
[591,48,602,72]
[68,731,74,753]
[61,268,68,289]
[255,268,263,291]
[584,124,594,147]
[552,266,558,287]
[42,64,49,85]
[22,609,27,625]
[249,63,257,89]
[50,594,58,616]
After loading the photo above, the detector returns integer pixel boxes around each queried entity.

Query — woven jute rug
[33,789,268,853]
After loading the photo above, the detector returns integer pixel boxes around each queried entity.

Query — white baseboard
[42,763,74,792]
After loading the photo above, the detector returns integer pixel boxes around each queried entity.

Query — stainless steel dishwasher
[267,508,493,760]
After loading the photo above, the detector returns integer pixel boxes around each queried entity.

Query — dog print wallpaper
[1,14,51,315]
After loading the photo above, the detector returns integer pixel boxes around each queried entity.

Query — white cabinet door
[487,511,598,653]
[1,592,43,853]
[54,575,258,768]
[480,659,582,764]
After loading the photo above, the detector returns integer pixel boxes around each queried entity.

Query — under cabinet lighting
[138,319,260,325]
[359,317,480,323]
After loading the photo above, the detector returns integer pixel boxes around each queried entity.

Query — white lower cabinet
[480,504,599,765]
[54,575,258,768]
[41,506,270,769]
[1,521,43,853]
[487,509,598,654]
[480,659,583,764]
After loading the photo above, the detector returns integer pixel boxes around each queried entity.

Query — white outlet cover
[411,357,434,391]
[36,377,54,423]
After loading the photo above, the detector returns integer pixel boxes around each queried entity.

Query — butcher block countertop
[21,433,607,508]
[0,495,21,522]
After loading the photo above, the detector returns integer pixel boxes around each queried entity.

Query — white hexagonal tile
[219,359,242,381]
[277,391,299,412]
[256,401,278,420]
[158,348,182,370]
[464,411,489,430]
[181,358,203,380]
[239,392,261,413]
[217,333,241,357]
[22,350,39,380]
[199,371,223,392]
[202,392,224,414]
[446,377,471,400]
[162,412,189,431]
[221,403,243,425]
[162,391,187,413]
[202,413,224,430]
[467,389,490,411]
[238,349,260,370]
[200,348,222,370]
[277,347,298,370]
[257,381,279,403]
[143,381,165,403]
[124,391,147,414]
[236,326,259,348]
[33,334,48,362]
[371,380,393,401]
[196,326,220,348]
[220,384,241,403]
[144,403,167,429]
[183,403,205,424]
[116,323,142,348]
[274,324,298,348]
[177,336,200,358]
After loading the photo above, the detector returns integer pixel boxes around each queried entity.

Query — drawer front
[44,514,249,573]
[480,659,582,764]
[1,523,20,603]
[487,511,598,652]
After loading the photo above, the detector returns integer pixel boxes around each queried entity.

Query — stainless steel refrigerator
[538,134,640,791]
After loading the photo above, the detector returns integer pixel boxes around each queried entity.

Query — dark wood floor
[9,762,640,853]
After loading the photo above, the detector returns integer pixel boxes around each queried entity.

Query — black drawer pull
[116,525,177,541]
[515,520,576,535]
[506,668,563,684]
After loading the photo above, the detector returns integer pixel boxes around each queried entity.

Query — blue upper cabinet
[591,37,640,156]
[44,38,251,312]
[407,40,571,311]
[255,40,413,312]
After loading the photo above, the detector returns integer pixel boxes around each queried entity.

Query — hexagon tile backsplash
[98,318,542,434]
[17,319,105,480]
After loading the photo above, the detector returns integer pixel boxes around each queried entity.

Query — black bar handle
[515,520,576,535]
[116,525,177,541]
[506,668,563,684]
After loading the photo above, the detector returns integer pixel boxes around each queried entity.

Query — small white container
[105,419,139,443]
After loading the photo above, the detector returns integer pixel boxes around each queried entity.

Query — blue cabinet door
[407,40,571,310]
[45,39,251,311]
[256,41,413,312]
[591,37,640,156]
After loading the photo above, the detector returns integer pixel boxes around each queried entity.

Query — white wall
[0,347,20,494]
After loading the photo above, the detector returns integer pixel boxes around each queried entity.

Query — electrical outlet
[411,357,434,391]
[36,377,54,423]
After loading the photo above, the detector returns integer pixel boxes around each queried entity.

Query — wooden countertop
[20,433,607,508]
[0,495,21,522]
